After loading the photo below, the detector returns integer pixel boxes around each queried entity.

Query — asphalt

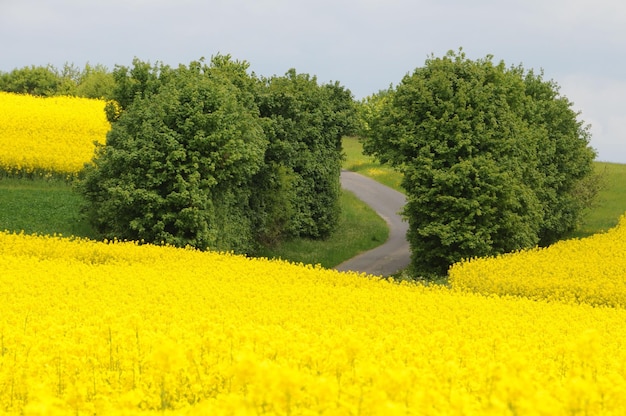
[334,170,411,276]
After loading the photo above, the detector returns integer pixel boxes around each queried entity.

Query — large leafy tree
[79,57,357,252]
[363,49,596,278]
[79,58,267,252]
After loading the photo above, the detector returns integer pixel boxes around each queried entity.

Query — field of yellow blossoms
[2,226,626,415]
[449,214,626,307]
[2,91,626,414]
[0,92,109,177]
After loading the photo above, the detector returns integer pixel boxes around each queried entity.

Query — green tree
[107,58,174,118]
[78,59,267,252]
[0,62,115,98]
[518,68,597,244]
[256,69,356,239]
[75,63,115,99]
[363,49,596,278]
[356,88,392,138]
[56,62,82,95]
[0,65,62,96]
[80,56,355,252]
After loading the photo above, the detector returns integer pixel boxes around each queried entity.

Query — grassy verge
[256,190,389,268]
[0,177,96,238]
[565,162,626,238]
[0,176,389,268]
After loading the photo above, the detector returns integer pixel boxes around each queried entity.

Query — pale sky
[2,0,625,163]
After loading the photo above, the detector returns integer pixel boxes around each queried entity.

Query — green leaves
[78,57,357,253]
[256,69,357,240]
[79,58,267,252]
[0,63,115,99]
[363,49,597,278]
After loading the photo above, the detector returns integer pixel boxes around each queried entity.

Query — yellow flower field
[0,92,109,177]
[450,214,626,307]
[2,230,626,415]
[2,91,626,414]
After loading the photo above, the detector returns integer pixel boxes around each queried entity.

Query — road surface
[334,170,411,276]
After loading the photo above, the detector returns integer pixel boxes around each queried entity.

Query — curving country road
[334,170,411,276]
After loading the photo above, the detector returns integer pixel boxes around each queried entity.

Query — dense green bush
[256,70,357,239]
[363,49,597,278]
[0,65,65,96]
[78,59,267,252]
[74,64,116,99]
[79,57,357,252]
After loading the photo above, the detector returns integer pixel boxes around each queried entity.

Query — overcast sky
[2,0,625,163]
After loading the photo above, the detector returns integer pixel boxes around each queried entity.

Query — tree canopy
[0,63,115,99]
[362,49,597,278]
[78,56,357,253]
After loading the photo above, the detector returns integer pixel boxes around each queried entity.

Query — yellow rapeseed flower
[2,91,626,413]
[450,213,626,308]
[0,92,109,177]
[2,231,626,414]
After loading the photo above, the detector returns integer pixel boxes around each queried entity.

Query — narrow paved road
[334,170,411,276]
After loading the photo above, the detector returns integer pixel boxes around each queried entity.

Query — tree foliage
[108,59,173,115]
[79,57,267,252]
[519,68,597,244]
[256,70,356,239]
[0,65,64,96]
[0,63,115,99]
[75,64,116,99]
[363,49,597,278]
[78,56,357,252]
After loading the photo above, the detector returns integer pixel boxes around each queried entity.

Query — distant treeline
[0,63,116,99]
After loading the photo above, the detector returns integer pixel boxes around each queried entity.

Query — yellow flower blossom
[2,230,626,414]
[0,92,109,178]
[2,90,626,413]
[450,213,626,307]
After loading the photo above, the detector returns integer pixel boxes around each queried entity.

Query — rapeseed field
[2,91,626,414]
[2,230,626,415]
[0,92,109,177]
[450,214,626,307]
